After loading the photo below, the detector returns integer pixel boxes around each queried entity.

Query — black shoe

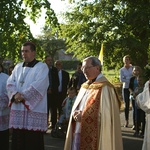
[124,120,129,127]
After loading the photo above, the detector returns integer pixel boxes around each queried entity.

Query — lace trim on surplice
[9,110,47,131]
[23,86,43,110]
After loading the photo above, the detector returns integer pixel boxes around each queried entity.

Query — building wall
[56,49,77,60]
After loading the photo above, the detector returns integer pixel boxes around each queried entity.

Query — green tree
[0,0,59,63]
[60,0,150,69]
[37,27,66,61]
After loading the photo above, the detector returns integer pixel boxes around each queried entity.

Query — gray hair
[83,56,102,71]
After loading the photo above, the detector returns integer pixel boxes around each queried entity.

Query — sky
[25,0,70,37]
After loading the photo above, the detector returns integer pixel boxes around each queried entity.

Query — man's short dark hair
[22,41,36,51]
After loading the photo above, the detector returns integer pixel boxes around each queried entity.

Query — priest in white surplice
[136,80,150,150]
[6,42,49,150]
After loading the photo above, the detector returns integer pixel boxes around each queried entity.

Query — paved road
[9,110,144,150]
[120,110,143,150]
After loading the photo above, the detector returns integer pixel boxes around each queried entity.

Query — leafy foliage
[143,64,150,80]
[60,0,150,69]
[37,27,66,60]
[0,0,59,63]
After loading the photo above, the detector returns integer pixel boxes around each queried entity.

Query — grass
[67,69,121,84]
[102,69,120,83]
[66,70,75,77]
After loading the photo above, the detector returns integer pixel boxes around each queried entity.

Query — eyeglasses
[81,65,95,71]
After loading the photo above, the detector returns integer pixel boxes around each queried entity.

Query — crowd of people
[120,55,150,150]
[1,42,150,150]
[0,41,87,150]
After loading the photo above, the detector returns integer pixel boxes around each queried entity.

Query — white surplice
[0,72,10,131]
[136,81,150,150]
[6,62,49,131]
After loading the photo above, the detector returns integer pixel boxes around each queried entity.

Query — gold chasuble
[80,83,103,149]
[64,76,123,150]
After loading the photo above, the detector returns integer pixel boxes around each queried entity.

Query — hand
[73,110,82,122]
[14,92,24,103]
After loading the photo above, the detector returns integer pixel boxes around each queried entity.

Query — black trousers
[47,93,58,128]
[136,109,146,134]
[123,88,130,121]
[0,129,9,150]
[11,129,44,150]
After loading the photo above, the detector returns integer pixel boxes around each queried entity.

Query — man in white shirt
[55,60,70,117]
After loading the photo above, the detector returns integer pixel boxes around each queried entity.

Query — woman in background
[120,55,133,127]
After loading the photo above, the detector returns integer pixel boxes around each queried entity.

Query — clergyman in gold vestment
[64,56,123,150]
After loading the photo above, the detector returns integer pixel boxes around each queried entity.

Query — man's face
[45,57,53,67]
[21,45,35,63]
[55,61,62,70]
[82,59,100,80]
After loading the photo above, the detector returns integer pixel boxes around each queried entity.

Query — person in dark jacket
[129,66,142,130]
[45,56,59,129]
[55,60,70,117]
